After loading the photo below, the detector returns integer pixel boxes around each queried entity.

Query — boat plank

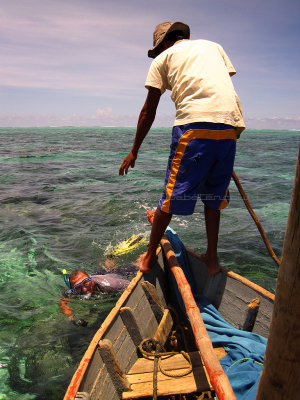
[214,347,227,360]
[128,353,196,375]
[80,338,134,400]
[153,308,173,345]
[89,365,118,400]
[128,349,226,375]
[79,349,105,393]
[126,365,206,384]
[123,283,159,339]
[186,250,274,337]
[217,280,273,336]
[142,252,169,309]
[123,366,210,399]
[104,315,137,373]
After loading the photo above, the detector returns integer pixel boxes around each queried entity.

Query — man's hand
[119,87,161,177]
[74,319,88,327]
[119,151,137,176]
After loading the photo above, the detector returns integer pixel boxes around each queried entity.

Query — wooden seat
[122,348,226,399]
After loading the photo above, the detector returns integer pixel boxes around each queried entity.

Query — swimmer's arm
[58,297,88,327]
[119,87,161,176]
[58,297,74,322]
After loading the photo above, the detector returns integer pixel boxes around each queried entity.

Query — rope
[153,356,159,400]
[232,171,280,267]
[198,391,214,400]
[138,338,193,378]
[166,305,191,352]
[139,338,193,400]
[158,351,192,378]
[226,357,263,373]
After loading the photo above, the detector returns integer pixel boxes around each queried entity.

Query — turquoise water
[0,127,299,399]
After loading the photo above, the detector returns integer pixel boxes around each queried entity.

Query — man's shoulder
[189,39,221,49]
[182,39,227,61]
[162,39,221,59]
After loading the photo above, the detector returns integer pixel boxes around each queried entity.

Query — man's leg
[200,205,222,275]
[139,208,172,273]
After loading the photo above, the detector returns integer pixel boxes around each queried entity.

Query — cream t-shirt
[145,39,245,135]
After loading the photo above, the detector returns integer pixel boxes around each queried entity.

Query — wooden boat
[62,148,300,400]
[63,226,274,400]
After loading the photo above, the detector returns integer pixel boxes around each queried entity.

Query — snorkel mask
[71,276,92,294]
[62,269,93,297]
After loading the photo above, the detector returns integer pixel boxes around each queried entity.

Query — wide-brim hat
[148,21,190,58]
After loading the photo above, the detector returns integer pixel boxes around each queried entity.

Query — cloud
[244,116,300,130]
[1,110,299,130]
[1,0,299,126]
[96,107,113,118]
[0,0,151,95]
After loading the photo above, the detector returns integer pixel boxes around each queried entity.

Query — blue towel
[165,227,266,400]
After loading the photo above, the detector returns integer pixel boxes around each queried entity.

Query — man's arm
[119,86,161,176]
[58,297,75,322]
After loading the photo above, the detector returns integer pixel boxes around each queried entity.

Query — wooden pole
[147,211,237,400]
[256,147,300,399]
[232,171,280,267]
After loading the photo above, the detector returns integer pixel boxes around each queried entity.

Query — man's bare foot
[137,251,157,274]
[199,253,221,275]
[146,210,155,223]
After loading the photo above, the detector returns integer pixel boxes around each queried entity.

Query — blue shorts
[158,122,237,215]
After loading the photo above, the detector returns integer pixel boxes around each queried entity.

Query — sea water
[0,127,299,399]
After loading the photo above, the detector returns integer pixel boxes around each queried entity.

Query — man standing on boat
[119,22,245,275]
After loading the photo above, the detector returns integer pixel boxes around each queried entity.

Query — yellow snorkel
[62,268,71,289]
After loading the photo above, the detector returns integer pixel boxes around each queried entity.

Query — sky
[1,0,300,129]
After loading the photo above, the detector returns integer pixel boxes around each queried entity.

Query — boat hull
[64,248,274,400]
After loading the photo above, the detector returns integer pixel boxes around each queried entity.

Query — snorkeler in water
[59,269,134,326]
[59,234,144,325]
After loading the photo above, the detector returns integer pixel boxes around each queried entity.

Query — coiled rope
[138,338,193,378]
[138,308,193,400]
